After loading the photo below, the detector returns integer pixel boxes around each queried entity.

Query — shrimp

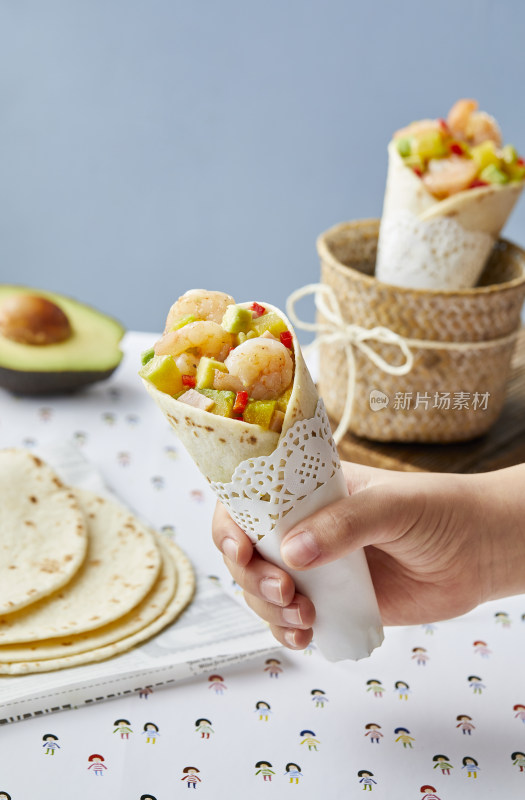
[422,155,478,199]
[175,351,199,376]
[447,99,478,138]
[164,290,235,331]
[466,111,502,147]
[394,119,441,140]
[447,99,501,146]
[224,338,293,401]
[155,321,233,362]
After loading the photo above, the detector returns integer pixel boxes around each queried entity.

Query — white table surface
[1,332,525,800]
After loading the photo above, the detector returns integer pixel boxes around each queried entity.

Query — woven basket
[316,219,525,443]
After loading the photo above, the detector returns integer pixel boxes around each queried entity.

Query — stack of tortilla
[0,449,195,675]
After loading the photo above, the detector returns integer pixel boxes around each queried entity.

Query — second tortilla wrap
[376,141,523,289]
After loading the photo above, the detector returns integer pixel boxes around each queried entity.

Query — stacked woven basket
[316,219,525,443]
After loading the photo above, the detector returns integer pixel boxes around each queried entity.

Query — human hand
[212,461,525,649]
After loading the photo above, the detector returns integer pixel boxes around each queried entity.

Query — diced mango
[505,162,525,181]
[221,305,253,334]
[275,386,292,414]
[243,400,277,429]
[198,388,236,418]
[412,130,447,161]
[501,144,518,165]
[139,355,183,395]
[402,154,425,171]
[251,312,287,338]
[471,141,500,173]
[196,356,227,389]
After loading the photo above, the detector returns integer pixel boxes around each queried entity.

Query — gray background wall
[1,0,524,333]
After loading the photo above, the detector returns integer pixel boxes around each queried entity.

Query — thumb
[280,484,409,570]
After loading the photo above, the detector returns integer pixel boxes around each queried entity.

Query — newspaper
[0,442,278,724]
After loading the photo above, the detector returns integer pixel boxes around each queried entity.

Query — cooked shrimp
[164,290,235,331]
[224,338,293,401]
[155,321,233,361]
[422,155,478,199]
[447,99,502,147]
[466,111,502,147]
[175,352,199,376]
[447,99,478,138]
[394,119,441,140]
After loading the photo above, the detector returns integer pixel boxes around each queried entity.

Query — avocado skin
[0,364,122,395]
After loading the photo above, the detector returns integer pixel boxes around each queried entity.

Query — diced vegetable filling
[139,292,295,433]
[393,99,525,199]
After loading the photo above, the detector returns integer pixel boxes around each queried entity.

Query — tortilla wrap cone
[375,141,524,289]
[143,302,383,661]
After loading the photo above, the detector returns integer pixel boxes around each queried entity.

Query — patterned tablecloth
[1,332,525,800]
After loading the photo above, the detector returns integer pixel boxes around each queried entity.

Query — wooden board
[335,327,525,474]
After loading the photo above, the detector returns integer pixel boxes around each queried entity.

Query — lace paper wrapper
[211,401,384,661]
[376,209,494,290]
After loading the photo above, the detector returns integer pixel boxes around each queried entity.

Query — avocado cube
[139,355,183,395]
[169,314,196,332]
[140,346,155,365]
[237,330,258,345]
[275,386,292,414]
[471,141,500,172]
[198,388,235,418]
[196,357,228,389]
[396,137,412,158]
[243,400,277,429]
[221,305,253,334]
[252,312,287,338]
[480,164,509,185]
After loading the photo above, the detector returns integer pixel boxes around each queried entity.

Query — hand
[212,461,525,650]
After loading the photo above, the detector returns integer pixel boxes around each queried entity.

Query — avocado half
[0,286,125,395]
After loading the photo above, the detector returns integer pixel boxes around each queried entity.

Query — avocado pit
[0,295,73,345]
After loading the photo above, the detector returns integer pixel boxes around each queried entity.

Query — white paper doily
[210,400,340,542]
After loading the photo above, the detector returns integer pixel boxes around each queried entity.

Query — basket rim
[316,218,525,297]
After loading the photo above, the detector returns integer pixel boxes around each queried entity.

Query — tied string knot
[286,283,414,444]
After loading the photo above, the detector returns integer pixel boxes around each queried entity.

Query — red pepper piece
[251,302,266,318]
[182,374,196,388]
[412,167,423,178]
[469,179,489,189]
[233,391,249,414]
[280,330,293,349]
[438,118,450,133]
[517,157,525,166]
[450,142,464,156]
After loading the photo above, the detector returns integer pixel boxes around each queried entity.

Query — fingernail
[221,537,238,563]
[260,577,283,604]
[282,604,303,626]
[281,532,320,568]
[284,629,298,648]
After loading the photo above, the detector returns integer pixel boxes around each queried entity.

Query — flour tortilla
[0,539,195,674]
[375,141,524,289]
[0,449,87,614]
[0,532,176,662]
[142,302,319,483]
[0,488,161,644]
